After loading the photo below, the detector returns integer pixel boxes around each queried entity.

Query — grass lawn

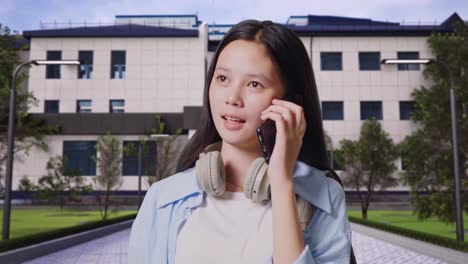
[348,210,468,240]
[0,208,137,239]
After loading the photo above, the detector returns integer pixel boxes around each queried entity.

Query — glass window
[320,52,342,71]
[359,52,380,71]
[397,52,420,71]
[399,101,415,120]
[322,101,344,120]
[122,141,157,176]
[78,51,93,79]
[44,100,59,113]
[63,141,96,176]
[46,51,61,79]
[360,101,383,120]
[111,51,126,79]
[76,100,92,113]
[110,100,125,113]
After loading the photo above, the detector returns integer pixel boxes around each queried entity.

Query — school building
[9,13,464,202]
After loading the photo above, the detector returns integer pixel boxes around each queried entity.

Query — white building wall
[12,24,207,191]
[27,25,207,114]
[14,26,436,192]
[13,135,188,191]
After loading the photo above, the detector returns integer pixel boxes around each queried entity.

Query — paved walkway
[22,224,467,264]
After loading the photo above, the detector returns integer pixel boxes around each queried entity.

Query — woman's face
[209,39,285,151]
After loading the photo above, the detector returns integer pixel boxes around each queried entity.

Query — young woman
[128,20,352,264]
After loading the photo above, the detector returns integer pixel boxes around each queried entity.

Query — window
[359,52,380,71]
[44,100,59,113]
[322,101,344,120]
[360,101,382,120]
[399,101,415,120]
[78,51,93,79]
[320,52,342,71]
[76,100,92,113]
[63,141,96,176]
[110,100,125,113]
[46,51,61,79]
[397,52,420,71]
[122,141,157,176]
[111,51,126,79]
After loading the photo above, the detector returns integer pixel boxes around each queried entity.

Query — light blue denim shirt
[128,161,351,264]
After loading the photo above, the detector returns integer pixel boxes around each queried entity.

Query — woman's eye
[249,81,263,88]
[216,75,227,82]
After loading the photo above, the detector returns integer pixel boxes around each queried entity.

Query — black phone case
[256,95,295,164]
[256,119,276,164]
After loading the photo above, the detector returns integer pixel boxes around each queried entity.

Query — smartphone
[256,95,295,164]
[256,119,276,164]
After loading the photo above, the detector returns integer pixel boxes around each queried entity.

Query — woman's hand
[260,98,306,186]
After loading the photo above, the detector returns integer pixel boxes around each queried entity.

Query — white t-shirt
[174,190,273,264]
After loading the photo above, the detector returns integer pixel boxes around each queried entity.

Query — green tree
[400,23,468,223]
[336,118,399,220]
[149,115,183,185]
[93,134,123,220]
[37,156,92,210]
[18,175,35,204]
[0,24,58,192]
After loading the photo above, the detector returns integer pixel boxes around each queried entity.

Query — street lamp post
[2,60,80,240]
[381,58,464,241]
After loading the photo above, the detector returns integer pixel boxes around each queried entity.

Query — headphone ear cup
[296,195,313,230]
[196,151,226,196]
[244,158,270,203]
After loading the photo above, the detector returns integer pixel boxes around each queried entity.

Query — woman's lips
[222,115,245,130]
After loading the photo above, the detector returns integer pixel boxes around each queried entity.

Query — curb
[0,219,134,264]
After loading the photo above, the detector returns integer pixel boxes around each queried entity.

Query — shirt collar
[156,161,332,214]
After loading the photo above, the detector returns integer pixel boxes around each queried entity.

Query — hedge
[0,213,137,253]
[349,216,468,253]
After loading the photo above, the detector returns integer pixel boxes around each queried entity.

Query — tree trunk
[104,189,110,220]
[361,206,368,220]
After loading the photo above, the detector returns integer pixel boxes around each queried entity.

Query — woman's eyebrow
[245,73,272,83]
[215,66,272,83]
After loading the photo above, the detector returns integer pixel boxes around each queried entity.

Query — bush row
[0,213,137,253]
[349,216,468,253]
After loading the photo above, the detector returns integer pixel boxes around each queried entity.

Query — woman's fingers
[262,100,306,135]
[261,111,287,132]
[261,105,295,128]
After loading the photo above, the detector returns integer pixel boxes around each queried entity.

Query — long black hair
[176,19,330,172]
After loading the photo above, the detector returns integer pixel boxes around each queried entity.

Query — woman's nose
[225,87,243,107]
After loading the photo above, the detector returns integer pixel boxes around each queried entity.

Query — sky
[1,0,467,33]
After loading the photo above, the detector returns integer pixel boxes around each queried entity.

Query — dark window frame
[63,141,97,176]
[122,141,157,176]
[359,52,381,71]
[110,99,125,113]
[44,100,59,113]
[322,101,344,120]
[399,101,416,120]
[76,100,92,113]
[111,50,126,79]
[46,50,62,79]
[360,101,383,120]
[78,50,94,79]
[320,52,342,71]
[397,51,420,71]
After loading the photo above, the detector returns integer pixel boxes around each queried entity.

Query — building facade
[10,13,463,199]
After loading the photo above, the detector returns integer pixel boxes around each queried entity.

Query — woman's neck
[220,141,262,192]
